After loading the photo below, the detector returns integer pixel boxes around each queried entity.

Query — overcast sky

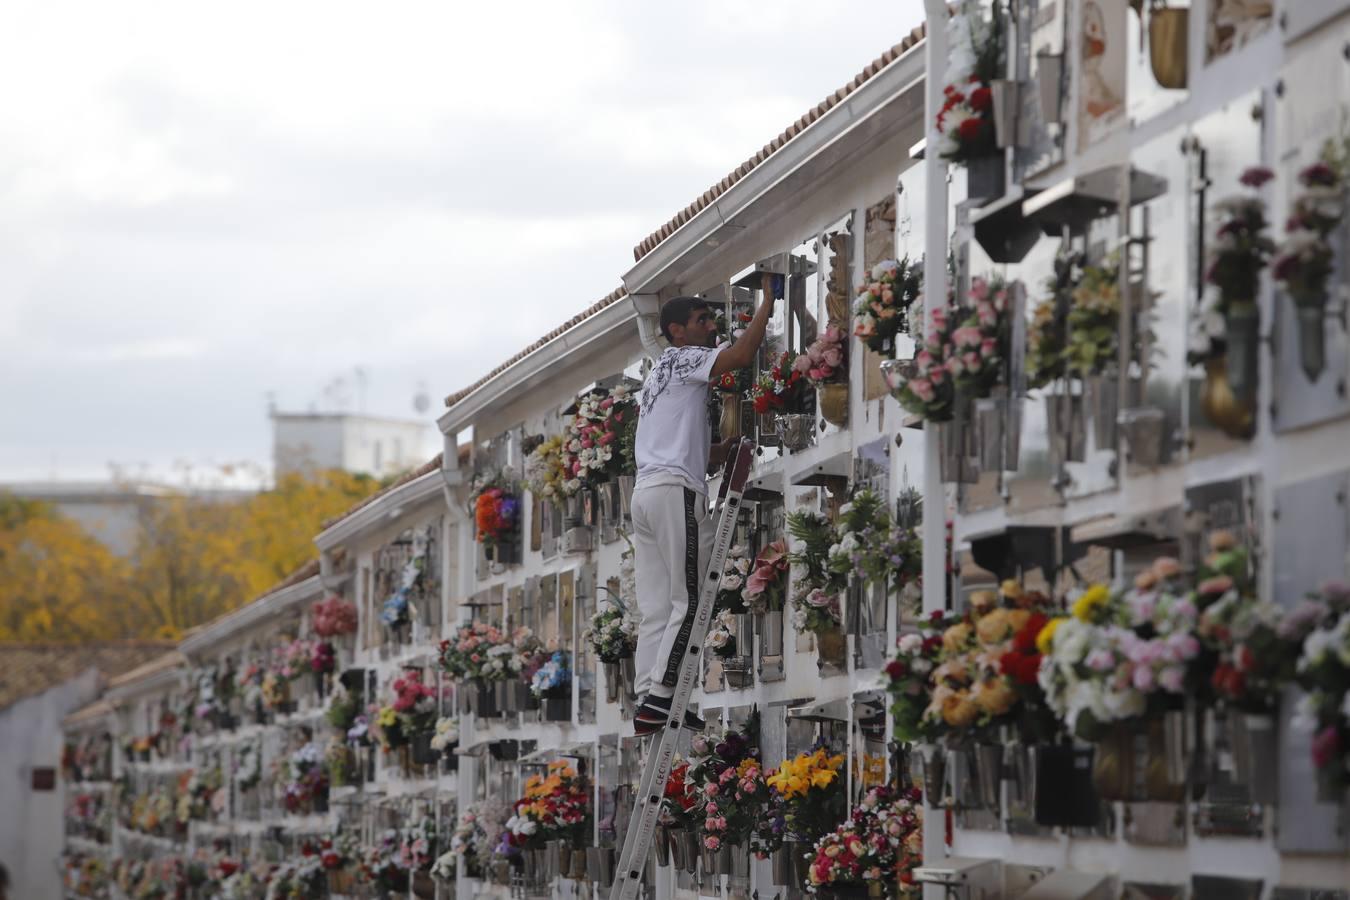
[0,0,925,484]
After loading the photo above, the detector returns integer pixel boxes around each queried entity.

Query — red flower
[958,118,985,143]
[1312,725,1342,770]
[968,87,992,111]
[884,659,907,680]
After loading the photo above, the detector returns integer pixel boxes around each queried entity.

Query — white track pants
[631,482,714,699]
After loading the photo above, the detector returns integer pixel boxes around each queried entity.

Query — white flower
[721,573,743,591]
[897,633,923,654]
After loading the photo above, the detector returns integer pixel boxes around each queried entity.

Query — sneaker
[633,694,705,736]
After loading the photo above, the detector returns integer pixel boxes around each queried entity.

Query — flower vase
[1224,303,1260,404]
[818,382,849,427]
[677,830,700,874]
[715,844,736,875]
[815,627,847,671]
[542,692,572,722]
[1092,725,1133,802]
[588,846,616,888]
[919,744,947,808]
[1316,765,1346,804]
[654,826,672,867]
[410,731,438,767]
[965,155,1005,204]
[604,662,621,704]
[547,840,565,879]
[473,681,499,719]
[1087,374,1120,452]
[1036,52,1064,123]
[756,610,784,658]
[1229,712,1278,805]
[770,844,793,885]
[719,394,743,439]
[1148,5,1189,89]
[990,79,1019,149]
[1295,300,1328,382]
[1200,356,1255,439]
[788,840,813,885]
[774,413,814,452]
[1045,393,1087,463]
[618,475,635,521]
[569,849,587,881]
[972,742,1005,812]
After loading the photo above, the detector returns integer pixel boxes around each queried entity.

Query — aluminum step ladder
[607,437,756,900]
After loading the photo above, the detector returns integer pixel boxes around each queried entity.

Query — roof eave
[623,34,927,295]
[314,469,446,552]
[177,574,325,657]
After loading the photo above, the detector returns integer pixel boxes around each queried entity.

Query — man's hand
[707,438,735,471]
[710,273,778,380]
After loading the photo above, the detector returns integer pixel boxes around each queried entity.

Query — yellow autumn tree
[0,467,384,642]
[0,496,132,641]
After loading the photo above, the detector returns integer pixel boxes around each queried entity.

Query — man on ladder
[630,273,778,736]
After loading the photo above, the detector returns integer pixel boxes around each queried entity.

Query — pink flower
[969,278,990,302]
[1311,725,1342,770]
[976,303,998,326]
[945,356,965,376]
[1132,665,1155,691]
[952,326,983,348]
[909,379,935,402]
[705,801,718,815]
[1239,166,1275,188]
[1158,666,1186,692]
[1085,649,1116,672]
[928,368,945,385]
[962,351,980,369]
[980,338,998,358]
[704,835,721,851]
[881,289,894,303]
[704,783,719,797]
[915,350,934,371]
[1198,575,1233,596]
[822,347,844,368]
[792,355,813,374]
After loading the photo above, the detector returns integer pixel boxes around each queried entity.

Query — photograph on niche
[1206,0,1273,64]
[1078,0,1127,151]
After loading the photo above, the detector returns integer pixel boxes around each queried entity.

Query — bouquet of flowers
[561,384,638,494]
[399,818,437,872]
[1065,259,1120,376]
[827,490,922,596]
[505,761,591,852]
[765,746,847,844]
[688,727,771,852]
[439,622,510,681]
[529,650,571,699]
[310,640,336,676]
[797,326,848,388]
[326,683,361,733]
[717,545,753,614]
[311,594,358,638]
[374,671,438,751]
[525,435,569,504]
[236,661,265,714]
[469,470,521,550]
[360,829,410,894]
[749,350,808,415]
[787,511,847,637]
[661,759,700,829]
[1295,584,1350,792]
[884,616,950,743]
[1207,166,1277,312]
[1275,159,1345,308]
[283,742,328,814]
[935,0,1004,163]
[743,540,790,614]
[583,599,638,663]
[806,785,923,895]
[429,716,459,754]
[234,743,262,792]
[706,609,740,658]
[854,258,923,352]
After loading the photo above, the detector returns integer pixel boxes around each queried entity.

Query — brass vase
[1092,725,1133,802]
[1200,356,1255,439]
[816,627,847,670]
[818,382,849,427]
[1148,6,1189,89]
[719,393,742,439]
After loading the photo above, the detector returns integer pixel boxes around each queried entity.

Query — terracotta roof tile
[632,25,928,263]
[319,453,445,532]
[442,286,628,408]
[0,641,175,711]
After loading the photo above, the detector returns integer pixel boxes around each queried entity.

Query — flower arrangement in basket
[892,277,1010,423]
[687,726,771,853]
[854,258,923,352]
[560,384,638,494]
[398,818,437,872]
[583,598,638,663]
[806,785,923,896]
[883,619,949,744]
[786,511,847,638]
[468,469,521,551]
[525,434,569,506]
[935,0,1004,164]
[429,716,459,755]
[1027,255,1121,389]
[749,350,808,415]
[311,594,358,638]
[828,490,922,598]
[764,746,847,845]
[361,829,410,894]
[738,540,789,615]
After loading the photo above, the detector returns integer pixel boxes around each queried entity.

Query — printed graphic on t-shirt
[639,346,716,414]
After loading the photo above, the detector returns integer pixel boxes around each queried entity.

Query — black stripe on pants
[661,487,700,688]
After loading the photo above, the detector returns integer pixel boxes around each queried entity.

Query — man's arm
[709,273,777,379]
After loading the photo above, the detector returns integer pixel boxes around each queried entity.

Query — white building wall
[0,670,100,900]
[273,414,431,478]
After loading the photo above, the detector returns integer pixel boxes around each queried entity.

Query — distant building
[270,411,430,479]
[1,481,172,556]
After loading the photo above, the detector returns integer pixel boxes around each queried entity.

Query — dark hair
[659,297,712,341]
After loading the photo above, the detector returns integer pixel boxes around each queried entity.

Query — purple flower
[1240,166,1275,188]
[1299,162,1338,188]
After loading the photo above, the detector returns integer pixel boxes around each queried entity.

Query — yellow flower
[1000,579,1023,601]
[1036,617,1065,655]
[1071,584,1110,622]
[810,768,837,789]
[376,707,398,728]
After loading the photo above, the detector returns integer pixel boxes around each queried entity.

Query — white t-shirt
[634,343,727,495]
